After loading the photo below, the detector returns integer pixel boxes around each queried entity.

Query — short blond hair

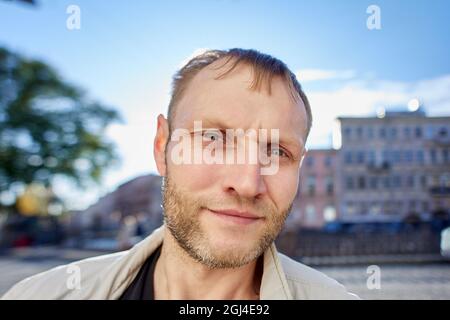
[167,48,312,140]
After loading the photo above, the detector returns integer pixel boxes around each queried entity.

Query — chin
[209,236,258,256]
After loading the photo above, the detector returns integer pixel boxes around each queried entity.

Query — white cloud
[177,48,211,69]
[305,74,450,149]
[63,121,159,210]
[105,122,156,178]
[296,69,356,82]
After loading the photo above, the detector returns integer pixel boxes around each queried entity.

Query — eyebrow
[188,118,304,157]
[192,118,230,130]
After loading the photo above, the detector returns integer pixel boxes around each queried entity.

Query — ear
[153,114,170,177]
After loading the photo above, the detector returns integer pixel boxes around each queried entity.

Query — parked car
[441,227,450,259]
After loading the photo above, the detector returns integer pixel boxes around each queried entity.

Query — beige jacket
[2,225,359,300]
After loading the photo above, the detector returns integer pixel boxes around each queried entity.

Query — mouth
[205,208,264,225]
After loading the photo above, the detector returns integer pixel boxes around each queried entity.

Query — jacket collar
[260,242,293,299]
[103,224,293,300]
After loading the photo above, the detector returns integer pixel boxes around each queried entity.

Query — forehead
[173,60,308,142]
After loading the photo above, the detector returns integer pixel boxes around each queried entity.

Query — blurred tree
[0,47,121,211]
[1,0,37,6]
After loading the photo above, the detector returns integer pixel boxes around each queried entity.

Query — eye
[203,130,223,142]
[270,146,289,158]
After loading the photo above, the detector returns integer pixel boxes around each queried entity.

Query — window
[443,149,449,163]
[346,202,355,215]
[367,127,374,139]
[420,175,428,188]
[393,150,402,163]
[431,174,439,187]
[425,125,434,139]
[306,175,316,196]
[382,150,391,163]
[415,126,423,138]
[416,150,424,165]
[325,176,334,195]
[440,173,450,187]
[367,151,376,165]
[405,150,413,164]
[305,205,316,223]
[356,127,363,139]
[344,151,352,164]
[406,175,415,188]
[379,127,386,139]
[369,176,378,189]
[390,127,397,139]
[383,176,391,188]
[370,202,381,215]
[346,176,355,190]
[430,149,437,164]
[324,156,332,167]
[404,127,411,139]
[324,206,337,222]
[344,127,352,139]
[358,176,366,189]
[392,175,401,188]
[438,127,448,138]
[360,202,369,215]
[357,151,365,164]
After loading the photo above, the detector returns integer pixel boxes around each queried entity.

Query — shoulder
[278,253,360,300]
[1,251,126,300]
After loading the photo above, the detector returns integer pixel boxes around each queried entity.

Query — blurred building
[335,107,450,223]
[69,174,163,235]
[290,149,339,229]
[69,106,450,232]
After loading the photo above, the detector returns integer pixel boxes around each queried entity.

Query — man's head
[154,48,312,269]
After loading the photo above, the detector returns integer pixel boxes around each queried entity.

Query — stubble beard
[161,174,292,269]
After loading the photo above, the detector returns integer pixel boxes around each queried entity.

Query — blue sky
[1,0,450,209]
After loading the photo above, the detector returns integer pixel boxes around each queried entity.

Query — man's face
[156,60,308,269]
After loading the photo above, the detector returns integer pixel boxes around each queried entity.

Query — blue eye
[203,130,222,142]
[270,147,288,158]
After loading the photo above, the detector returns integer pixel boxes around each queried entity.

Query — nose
[221,161,267,200]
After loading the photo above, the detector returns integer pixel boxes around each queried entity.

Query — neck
[153,229,263,300]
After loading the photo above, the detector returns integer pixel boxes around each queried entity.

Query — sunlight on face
[162,60,308,268]
[162,175,291,268]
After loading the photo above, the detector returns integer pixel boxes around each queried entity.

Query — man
[2,48,358,300]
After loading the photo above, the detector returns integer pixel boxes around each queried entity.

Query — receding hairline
[167,49,312,139]
[191,56,299,98]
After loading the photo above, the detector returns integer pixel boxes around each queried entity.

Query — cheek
[265,168,299,208]
[168,162,220,191]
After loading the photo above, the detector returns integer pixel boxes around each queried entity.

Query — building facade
[335,108,450,223]
[74,108,450,231]
[290,149,339,229]
[71,174,163,233]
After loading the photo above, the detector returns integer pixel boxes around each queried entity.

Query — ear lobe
[153,114,169,176]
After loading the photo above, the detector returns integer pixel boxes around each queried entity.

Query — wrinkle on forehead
[172,60,308,142]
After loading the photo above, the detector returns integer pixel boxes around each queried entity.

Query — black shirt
[119,245,162,300]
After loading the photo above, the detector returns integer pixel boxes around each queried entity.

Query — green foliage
[0,47,121,198]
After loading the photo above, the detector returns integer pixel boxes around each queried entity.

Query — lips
[206,208,263,225]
